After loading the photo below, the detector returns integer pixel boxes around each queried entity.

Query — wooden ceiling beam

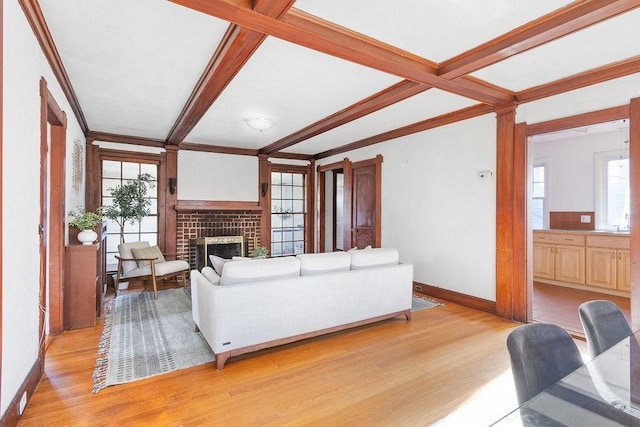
[170,0,514,105]
[518,55,640,103]
[314,103,496,160]
[165,0,296,145]
[439,0,640,79]
[260,80,429,155]
[86,131,167,148]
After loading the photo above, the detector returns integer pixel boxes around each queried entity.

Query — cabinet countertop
[534,229,629,237]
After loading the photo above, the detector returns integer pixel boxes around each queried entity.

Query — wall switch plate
[581,215,591,223]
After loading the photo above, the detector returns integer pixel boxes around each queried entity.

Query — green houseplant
[101,173,155,243]
[68,207,103,245]
[251,245,269,258]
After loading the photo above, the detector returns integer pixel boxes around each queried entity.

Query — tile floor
[532,282,631,338]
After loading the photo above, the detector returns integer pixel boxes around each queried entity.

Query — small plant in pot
[251,245,269,258]
[69,206,103,245]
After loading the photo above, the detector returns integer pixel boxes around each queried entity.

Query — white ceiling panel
[289,89,478,155]
[39,0,229,138]
[294,0,573,62]
[472,9,640,91]
[185,37,401,148]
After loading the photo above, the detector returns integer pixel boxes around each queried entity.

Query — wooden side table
[64,244,99,330]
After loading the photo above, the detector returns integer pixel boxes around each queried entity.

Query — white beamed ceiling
[36,0,640,156]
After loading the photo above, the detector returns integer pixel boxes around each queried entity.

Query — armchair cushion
[124,259,190,279]
[118,241,151,274]
[131,245,166,267]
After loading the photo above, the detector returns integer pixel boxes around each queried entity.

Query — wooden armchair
[114,241,189,299]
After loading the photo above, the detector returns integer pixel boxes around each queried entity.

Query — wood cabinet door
[617,249,631,292]
[585,247,616,289]
[555,244,585,284]
[533,243,555,280]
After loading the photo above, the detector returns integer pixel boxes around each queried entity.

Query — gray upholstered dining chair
[579,300,632,359]
[506,323,584,405]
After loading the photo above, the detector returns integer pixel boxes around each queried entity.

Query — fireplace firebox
[189,236,245,270]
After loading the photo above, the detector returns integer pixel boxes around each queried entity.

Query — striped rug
[411,295,444,312]
[92,288,214,393]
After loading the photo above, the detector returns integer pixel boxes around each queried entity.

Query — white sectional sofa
[190,248,413,369]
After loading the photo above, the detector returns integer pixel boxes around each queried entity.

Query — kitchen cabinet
[533,232,585,285]
[585,235,630,292]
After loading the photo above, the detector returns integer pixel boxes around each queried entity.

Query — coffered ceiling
[31,0,640,159]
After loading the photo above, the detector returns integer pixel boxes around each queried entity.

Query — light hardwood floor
[18,291,527,426]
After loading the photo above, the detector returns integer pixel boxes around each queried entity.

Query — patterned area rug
[92,288,214,393]
[411,295,444,312]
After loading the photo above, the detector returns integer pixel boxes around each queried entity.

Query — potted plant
[251,245,269,258]
[68,206,103,245]
[101,173,155,243]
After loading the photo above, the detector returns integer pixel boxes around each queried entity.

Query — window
[101,160,159,268]
[531,163,546,230]
[271,171,306,256]
[596,150,630,230]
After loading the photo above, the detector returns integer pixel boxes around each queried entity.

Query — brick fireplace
[177,210,262,269]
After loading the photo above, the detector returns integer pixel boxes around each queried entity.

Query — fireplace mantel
[175,200,263,212]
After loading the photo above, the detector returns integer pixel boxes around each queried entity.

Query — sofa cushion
[350,247,399,270]
[209,255,228,276]
[201,266,221,285]
[131,245,166,267]
[296,252,351,275]
[220,256,301,285]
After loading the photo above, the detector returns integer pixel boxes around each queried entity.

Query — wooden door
[352,164,375,248]
[350,161,378,249]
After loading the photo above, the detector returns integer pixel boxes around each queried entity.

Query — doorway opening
[528,118,631,336]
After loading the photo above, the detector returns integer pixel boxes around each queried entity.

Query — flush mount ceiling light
[245,117,274,132]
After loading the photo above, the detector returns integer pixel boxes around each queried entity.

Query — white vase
[77,229,97,245]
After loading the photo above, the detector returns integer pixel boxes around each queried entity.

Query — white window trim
[594,149,629,230]
[531,160,548,230]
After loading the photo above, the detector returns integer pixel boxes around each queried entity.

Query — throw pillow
[131,245,166,267]
[209,255,228,276]
[201,266,221,285]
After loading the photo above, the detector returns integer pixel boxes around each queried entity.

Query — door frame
[318,156,382,252]
[317,160,346,252]
[39,77,67,347]
[505,104,637,324]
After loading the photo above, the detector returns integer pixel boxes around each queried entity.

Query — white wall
[318,114,498,301]
[532,129,626,213]
[177,151,258,201]
[2,1,86,416]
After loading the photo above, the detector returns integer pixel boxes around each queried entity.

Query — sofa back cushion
[220,256,301,285]
[350,247,399,269]
[296,251,351,275]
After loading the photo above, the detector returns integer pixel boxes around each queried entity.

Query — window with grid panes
[271,171,306,256]
[101,160,158,269]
